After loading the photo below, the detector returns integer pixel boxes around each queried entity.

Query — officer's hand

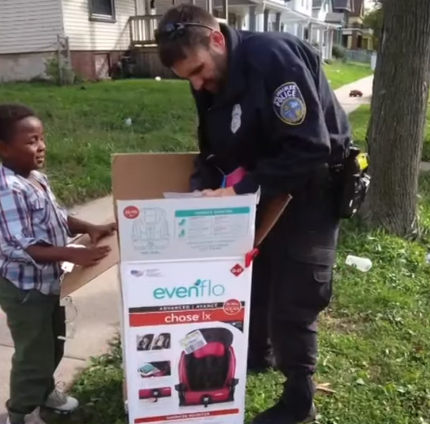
[202,187,237,197]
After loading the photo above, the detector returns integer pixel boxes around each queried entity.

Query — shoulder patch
[272,82,306,126]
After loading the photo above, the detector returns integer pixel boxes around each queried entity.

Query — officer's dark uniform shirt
[190,25,351,197]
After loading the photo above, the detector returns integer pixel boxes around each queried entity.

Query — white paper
[163,192,203,199]
[164,190,261,204]
[117,195,257,262]
[179,330,207,354]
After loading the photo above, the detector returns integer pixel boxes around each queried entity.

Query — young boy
[0,104,116,424]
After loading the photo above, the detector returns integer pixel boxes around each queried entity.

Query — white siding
[290,0,313,16]
[62,0,136,51]
[151,0,207,16]
[152,0,178,15]
[317,0,328,20]
[135,0,145,14]
[256,13,265,31]
[0,0,63,54]
[269,0,290,7]
[312,3,328,20]
[241,12,250,30]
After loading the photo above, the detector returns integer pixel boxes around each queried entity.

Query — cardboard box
[119,193,257,424]
[61,153,290,298]
[61,153,197,298]
[60,153,291,424]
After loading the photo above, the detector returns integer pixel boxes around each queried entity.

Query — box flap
[61,153,197,298]
[112,152,197,200]
[60,152,292,298]
[61,231,119,298]
[255,194,292,247]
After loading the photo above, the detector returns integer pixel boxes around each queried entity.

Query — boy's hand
[67,246,111,267]
[87,222,117,246]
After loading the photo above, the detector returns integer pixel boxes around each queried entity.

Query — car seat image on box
[175,328,239,408]
[139,387,172,402]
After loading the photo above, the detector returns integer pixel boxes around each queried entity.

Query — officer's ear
[209,31,226,50]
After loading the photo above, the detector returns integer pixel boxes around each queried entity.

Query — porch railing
[129,15,163,46]
[129,1,229,46]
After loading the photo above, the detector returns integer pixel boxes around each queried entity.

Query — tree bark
[362,0,430,237]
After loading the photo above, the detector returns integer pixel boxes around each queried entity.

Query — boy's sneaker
[43,386,79,414]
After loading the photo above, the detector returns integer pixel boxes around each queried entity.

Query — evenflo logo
[153,279,225,300]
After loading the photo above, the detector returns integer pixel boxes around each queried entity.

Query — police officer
[155,5,350,424]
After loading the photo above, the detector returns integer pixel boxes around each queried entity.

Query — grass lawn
[9,79,424,424]
[349,104,430,162]
[0,80,197,206]
[3,79,430,424]
[0,70,369,207]
[323,61,373,90]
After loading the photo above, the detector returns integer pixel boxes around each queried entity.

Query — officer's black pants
[249,191,339,419]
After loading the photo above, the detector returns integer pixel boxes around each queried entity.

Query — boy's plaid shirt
[0,166,70,295]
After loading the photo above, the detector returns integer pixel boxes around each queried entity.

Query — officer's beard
[204,50,228,93]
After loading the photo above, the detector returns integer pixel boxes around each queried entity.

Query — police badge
[272,82,306,125]
[231,103,242,134]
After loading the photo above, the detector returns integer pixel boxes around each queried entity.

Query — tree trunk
[362,0,430,237]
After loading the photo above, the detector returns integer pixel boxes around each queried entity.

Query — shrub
[44,56,76,85]
[332,44,346,59]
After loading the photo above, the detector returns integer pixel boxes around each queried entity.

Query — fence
[129,15,162,45]
[345,49,373,64]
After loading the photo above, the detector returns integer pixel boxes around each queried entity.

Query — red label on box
[223,299,242,315]
[124,206,139,219]
[230,264,244,277]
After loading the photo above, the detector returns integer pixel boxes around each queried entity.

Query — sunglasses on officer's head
[154,22,215,43]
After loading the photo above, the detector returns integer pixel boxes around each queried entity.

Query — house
[0,0,141,82]
[211,0,338,60]
[310,0,342,60]
[332,0,373,49]
[332,0,351,20]
[344,0,373,50]
[0,0,337,83]
[317,0,345,45]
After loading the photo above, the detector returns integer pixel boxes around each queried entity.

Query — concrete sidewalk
[0,75,374,420]
[333,75,373,114]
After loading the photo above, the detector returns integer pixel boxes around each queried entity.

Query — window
[89,0,116,22]
[228,13,238,28]
[304,27,309,40]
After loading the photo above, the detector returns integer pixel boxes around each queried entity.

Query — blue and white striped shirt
[0,166,70,295]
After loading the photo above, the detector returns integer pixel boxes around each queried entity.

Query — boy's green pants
[0,277,66,423]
